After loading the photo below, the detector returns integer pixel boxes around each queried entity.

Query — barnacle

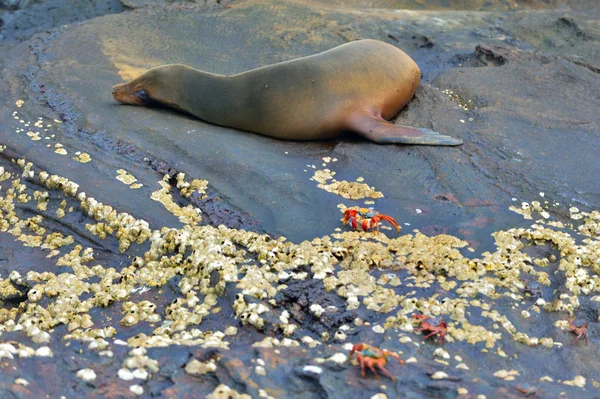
[2,153,600,392]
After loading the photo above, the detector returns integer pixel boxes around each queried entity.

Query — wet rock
[0,0,30,10]
[432,44,600,209]
[411,33,435,49]
[554,16,593,41]
[0,277,29,304]
[190,191,260,230]
[0,0,123,46]
[1,1,600,398]
[466,45,508,67]
[275,277,361,336]
[121,0,232,10]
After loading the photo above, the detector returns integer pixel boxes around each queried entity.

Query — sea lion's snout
[112,83,125,103]
[112,83,143,105]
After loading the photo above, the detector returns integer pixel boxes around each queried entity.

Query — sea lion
[112,39,462,145]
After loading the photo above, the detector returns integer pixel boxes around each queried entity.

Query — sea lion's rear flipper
[348,113,463,146]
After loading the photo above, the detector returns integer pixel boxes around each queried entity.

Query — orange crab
[412,314,448,345]
[569,318,588,345]
[349,343,404,381]
[342,207,400,233]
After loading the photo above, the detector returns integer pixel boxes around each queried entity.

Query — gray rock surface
[1,0,600,398]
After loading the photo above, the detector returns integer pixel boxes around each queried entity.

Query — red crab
[342,207,400,233]
[569,318,588,345]
[412,314,448,345]
[349,343,404,381]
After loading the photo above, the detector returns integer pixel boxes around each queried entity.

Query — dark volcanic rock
[432,44,600,207]
[1,0,600,398]
[120,0,232,10]
[276,277,361,336]
[0,0,123,46]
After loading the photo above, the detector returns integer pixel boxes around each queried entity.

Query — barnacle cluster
[121,347,159,378]
[73,152,91,163]
[1,150,600,392]
[121,300,161,326]
[175,172,208,198]
[185,358,217,375]
[207,384,251,399]
[320,179,384,200]
[80,194,152,252]
[310,158,383,200]
[0,341,51,359]
[116,169,139,186]
[151,176,203,226]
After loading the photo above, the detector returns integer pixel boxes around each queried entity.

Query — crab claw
[385,351,404,365]
[342,209,355,225]
[379,214,401,233]
[349,343,365,357]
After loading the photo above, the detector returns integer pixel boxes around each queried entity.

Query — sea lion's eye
[135,90,148,101]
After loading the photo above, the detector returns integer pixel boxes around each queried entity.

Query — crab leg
[387,352,404,365]
[362,219,370,231]
[358,354,367,377]
[376,362,396,381]
[371,218,379,231]
[367,361,380,379]
[423,331,440,340]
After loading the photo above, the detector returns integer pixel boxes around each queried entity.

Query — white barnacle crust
[309,303,324,317]
[563,375,586,388]
[431,371,449,380]
[132,368,149,380]
[433,348,450,359]
[0,343,16,359]
[207,384,251,399]
[333,331,347,341]
[372,325,385,334]
[185,359,217,375]
[76,368,97,382]
[35,346,53,357]
[129,385,144,396]
[494,370,509,379]
[3,155,600,392]
[303,365,323,374]
[118,368,134,380]
[14,378,29,386]
[327,352,347,364]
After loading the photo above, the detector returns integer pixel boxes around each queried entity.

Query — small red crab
[569,318,588,345]
[349,343,404,381]
[412,314,448,345]
[342,207,400,233]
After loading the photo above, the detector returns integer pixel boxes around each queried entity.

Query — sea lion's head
[112,65,182,109]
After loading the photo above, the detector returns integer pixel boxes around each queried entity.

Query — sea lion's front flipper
[349,113,463,146]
